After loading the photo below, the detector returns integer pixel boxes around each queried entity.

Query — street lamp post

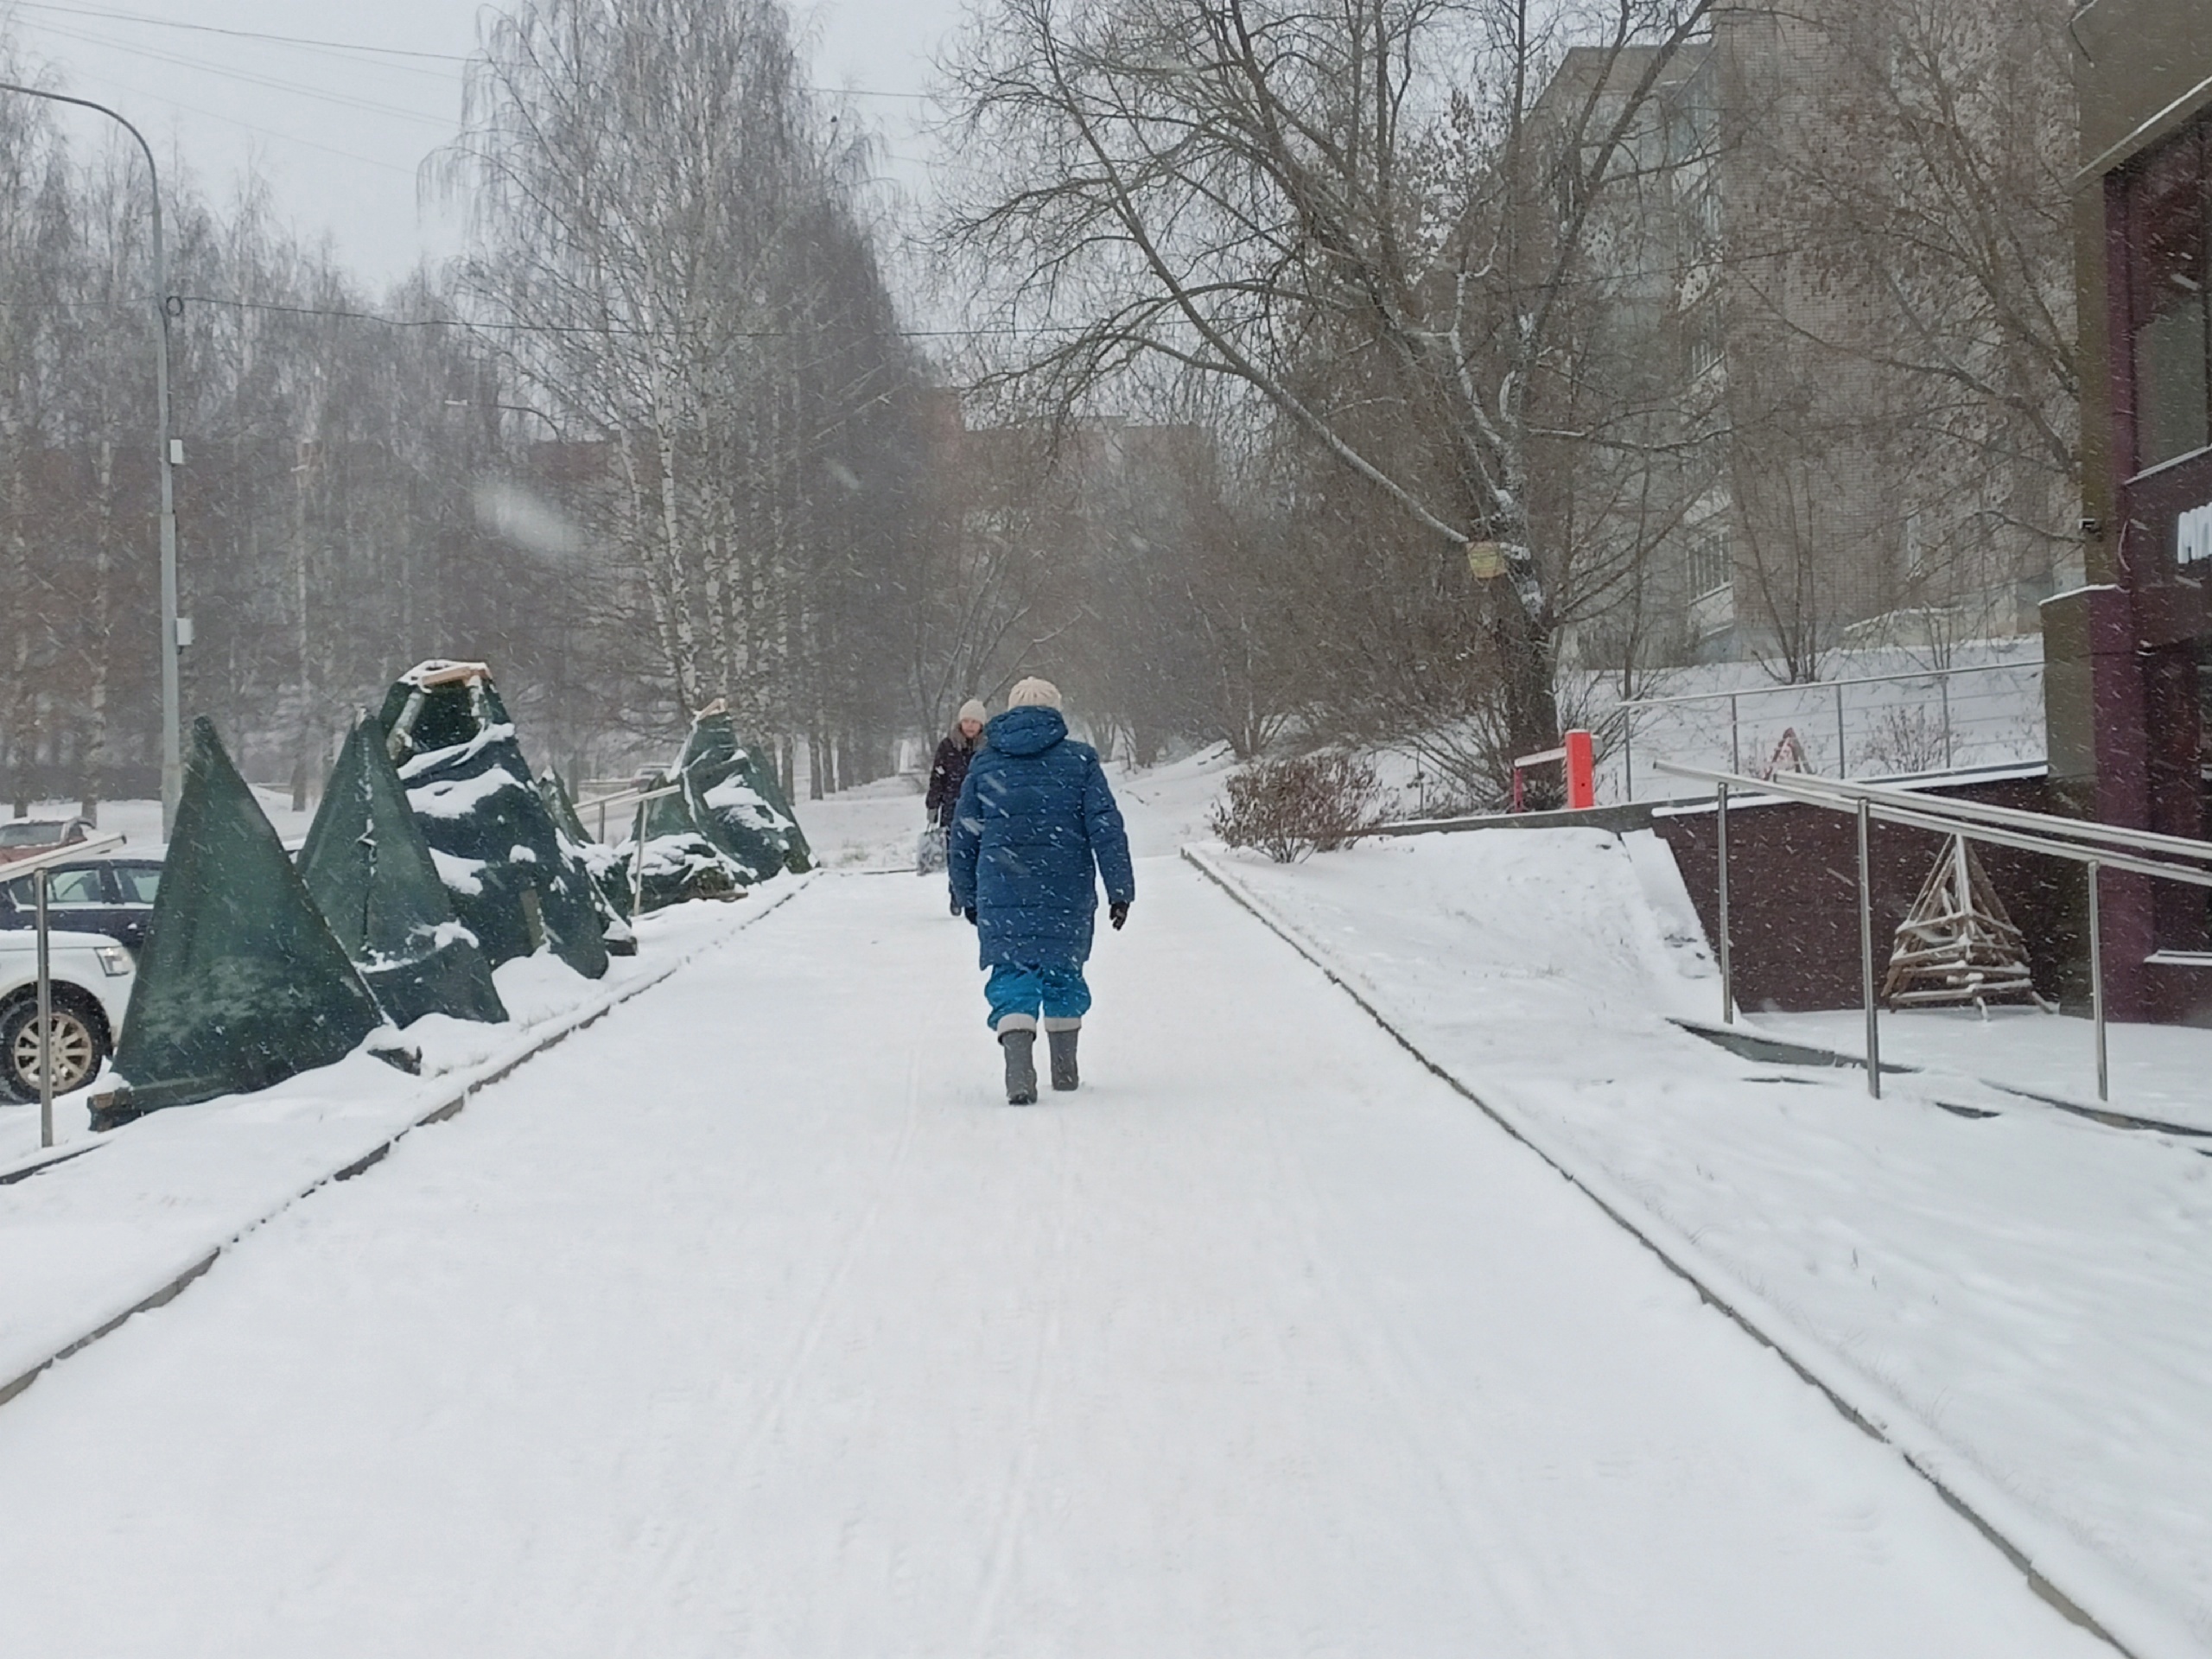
[0,85,181,836]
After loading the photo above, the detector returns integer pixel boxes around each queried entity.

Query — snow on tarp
[297,715,510,1030]
[537,769,637,953]
[377,662,608,981]
[104,717,387,1121]
[615,770,750,914]
[677,705,810,880]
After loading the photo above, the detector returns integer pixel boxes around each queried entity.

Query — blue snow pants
[985,963,1091,1033]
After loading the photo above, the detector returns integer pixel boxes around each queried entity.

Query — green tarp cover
[379,672,609,981]
[620,772,748,913]
[299,716,510,1028]
[537,770,638,950]
[376,667,513,757]
[732,734,809,856]
[678,713,811,880]
[111,717,385,1115]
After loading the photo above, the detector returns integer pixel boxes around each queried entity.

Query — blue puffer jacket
[948,706,1135,969]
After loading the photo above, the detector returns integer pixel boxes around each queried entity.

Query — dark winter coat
[925,733,980,827]
[948,706,1135,970]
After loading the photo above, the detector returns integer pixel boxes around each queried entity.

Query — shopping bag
[916,822,948,874]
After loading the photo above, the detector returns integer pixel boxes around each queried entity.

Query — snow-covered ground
[1109,741,1243,855]
[0,759,2191,1654]
[1192,828,2212,1656]
[797,772,931,870]
[0,848,2104,1657]
[1758,1003,2212,1134]
[0,893,809,1388]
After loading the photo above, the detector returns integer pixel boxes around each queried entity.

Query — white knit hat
[957,698,988,727]
[1007,677,1062,710]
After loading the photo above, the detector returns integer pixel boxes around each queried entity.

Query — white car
[0,928,136,1103]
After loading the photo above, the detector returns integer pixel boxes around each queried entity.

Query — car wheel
[0,994,105,1104]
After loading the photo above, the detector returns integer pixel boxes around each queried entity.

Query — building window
[1685,300,1724,383]
[1686,528,1730,598]
[2180,499,2212,569]
[2125,118,2212,471]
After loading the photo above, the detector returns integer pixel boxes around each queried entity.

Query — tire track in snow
[649,880,929,1621]
[968,1104,1076,1656]
[1253,1057,1600,1657]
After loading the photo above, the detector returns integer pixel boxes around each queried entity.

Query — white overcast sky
[0,0,964,296]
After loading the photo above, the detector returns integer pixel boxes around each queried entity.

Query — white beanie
[1007,677,1062,710]
[957,698,988,727]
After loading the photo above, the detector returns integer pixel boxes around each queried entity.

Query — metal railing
[4,833,127,1147]
[573,781,684,915]
[575,781,680,846]
[1615,660,2041,798]
[1654,762,2212,1103]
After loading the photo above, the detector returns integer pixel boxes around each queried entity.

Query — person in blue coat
[948,677,1135,1103]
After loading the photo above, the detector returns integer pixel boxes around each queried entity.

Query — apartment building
[1549,5,2075,669]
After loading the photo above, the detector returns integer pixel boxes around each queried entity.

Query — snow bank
[1191,829,2212,1658]
[0,885,813,1406]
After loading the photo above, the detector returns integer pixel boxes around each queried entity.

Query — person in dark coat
[922,700,987,908]
[925,700,988,829]
[948,677,1135,1103]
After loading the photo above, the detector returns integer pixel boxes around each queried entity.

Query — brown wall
[2072,0,2212,561]
[1654,776,2085,1014]
[2044,0,2212,1020]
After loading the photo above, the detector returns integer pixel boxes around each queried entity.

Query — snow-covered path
[0,861,2103,1657]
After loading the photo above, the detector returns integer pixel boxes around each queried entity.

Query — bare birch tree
[440,0,923,761]
[937,0,1721,760]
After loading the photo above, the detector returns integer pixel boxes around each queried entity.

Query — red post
[1565,728,1596,809]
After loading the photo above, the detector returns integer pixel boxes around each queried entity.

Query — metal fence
[1611,660,2043,800]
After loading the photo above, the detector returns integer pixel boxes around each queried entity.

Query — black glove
[1109,900,1130,931]
[963,906,977,925]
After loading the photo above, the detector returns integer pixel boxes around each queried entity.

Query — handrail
[574,783,682,814]
[1774,772,2212,868]
[1617,659,2024,713]
[1652,760,2208,1106]
[1658,762,2212,890]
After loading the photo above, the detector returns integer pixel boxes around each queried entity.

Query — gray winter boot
[1001,1029,1039,1104]
[1047,1027,1080,1091]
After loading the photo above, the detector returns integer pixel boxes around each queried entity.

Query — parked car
[0,926,135,1103]
[0,817,92,867]
[0,856,162,953]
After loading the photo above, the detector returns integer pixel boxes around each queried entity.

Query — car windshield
[2,867,104,906]
[111,865,161,903]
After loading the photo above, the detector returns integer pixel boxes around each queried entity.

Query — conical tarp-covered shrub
[729,730,810,867]
[107,717,385,1118]
[537,769,637,952]
[299,715,510,1028]
[679,705,810,880]
[619,769,748,913]
[377,661,608,980]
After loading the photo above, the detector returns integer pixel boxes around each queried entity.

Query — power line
[10,2,472,64]
[24,18,460,127]
[9,0,936,99]
[22,60,423,173]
